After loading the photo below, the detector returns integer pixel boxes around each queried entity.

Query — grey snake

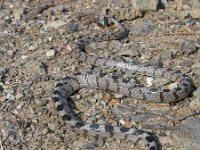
[52,11,194,150]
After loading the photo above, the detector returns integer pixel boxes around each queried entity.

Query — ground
[0,0,200,150]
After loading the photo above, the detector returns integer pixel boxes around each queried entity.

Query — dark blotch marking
[106,81,110,90]
[185,78,191,82]
[150,146,156,150]
[124,134,128,140]
[135,137,143,145]
[83,129,88,137]
[145,136,155,142]
[74,72,81,76]
[117,86,120,93]
[144,64,150,67]
[90,124,99,130]
[163,89,170,92]
[140,89,146,100]
[105,125,114,132]
[103,60,108,66]
[93,57,98,66]
[174,70,181,73]
[85,36,91,41]
[182,83,189,87]
[78,39,85,44]
[77,41,84,46]
[64,77,70,80]
[99,72,106,78]
[52,96,59,102]
[173,91,178,100]
[182,74,188,77]
[134,129,145,135]
[53,90,62,96]
[86,70,93,75]
[136,129,145,134]
[160,92,164,102]
[166,68,173,72]
[56,82,63,87]
[120,127,130,133]
[62,114,72,121]
[111,75,119,83]
[75,121,85,128]
[56,104,64,111]
[99,56,103,59]
[122,79,129,84]
[149,88,157,92]
[68,84,75,92]
[96,77,100,88]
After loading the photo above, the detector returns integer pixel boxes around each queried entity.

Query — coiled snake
[52,10,194,150]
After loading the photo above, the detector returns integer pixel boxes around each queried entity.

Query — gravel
[0,0,200,150]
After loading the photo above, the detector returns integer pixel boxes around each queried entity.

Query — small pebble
[46,49,56,59]
[15,92,23,100]
[114,93,124,99]
[146,77,154,86]
[6,93,15,101]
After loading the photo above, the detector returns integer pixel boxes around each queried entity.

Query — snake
[52,10,194,150]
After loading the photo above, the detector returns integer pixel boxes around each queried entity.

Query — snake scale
[52,11,194,150]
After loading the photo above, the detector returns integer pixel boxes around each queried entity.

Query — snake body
[52,13,193,150]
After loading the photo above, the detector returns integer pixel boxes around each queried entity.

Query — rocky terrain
[0,0,200,150]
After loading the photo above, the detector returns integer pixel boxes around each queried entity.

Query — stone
[118,49,139,57]
[44,20,66,30]
[160,50,173,60]
[28,44,37,51]
[48,122,59,131]
[114,93,124,99]
[6,93,15,101]
[146,77,154,86]
[130,20,156,36]
[180,40,198,54]
[0,96,6,102]
[0,9,10,19]
[46,49,56,59]
[86,143,96,149]
[7,49,17,58]
[57,23,78,34]
[23,59,48,74]
[152,77,169,87]
[15,92,23,100]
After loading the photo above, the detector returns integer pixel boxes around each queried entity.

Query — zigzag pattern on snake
[52,10,194,150]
